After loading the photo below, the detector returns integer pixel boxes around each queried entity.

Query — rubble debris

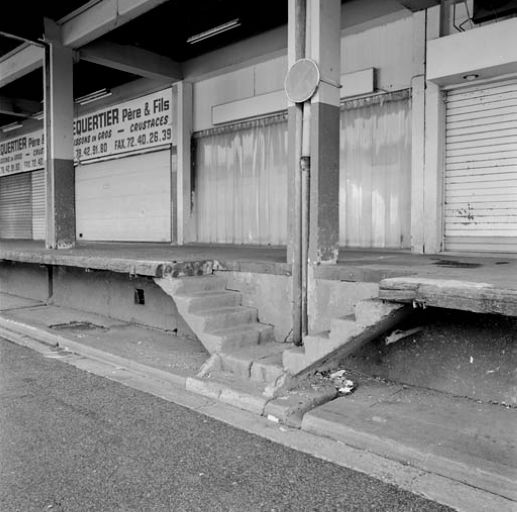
[385,326,423,345]
[316,369,357,396]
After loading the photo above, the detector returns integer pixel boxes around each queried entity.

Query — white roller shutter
[445,76,517,253]
[31,170,46,240]
[75,150,171,242]
[0,173,32,239]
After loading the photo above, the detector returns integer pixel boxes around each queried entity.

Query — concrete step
[282,346,307,375]
[329,316,363,342]
[219,343,286,383]
[202,323,275,352]
[250,352,284,383]
[189,306,257,331]
[176,290,242,312]
[186,371,269,415]
[354,299,406,327]
[304,331,344,361]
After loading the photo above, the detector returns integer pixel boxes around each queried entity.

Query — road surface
[0,338,453,512]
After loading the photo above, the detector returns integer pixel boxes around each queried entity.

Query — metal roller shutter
[75,149,171,242]
[0,173,32,239]
[445,76,517,253]
[31,170,46,240]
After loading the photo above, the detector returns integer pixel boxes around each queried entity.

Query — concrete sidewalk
[1,292,515,512]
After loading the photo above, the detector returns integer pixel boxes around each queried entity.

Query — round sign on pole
[284,58,320,103]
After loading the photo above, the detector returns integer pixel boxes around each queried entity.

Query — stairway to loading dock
[154,274,413,399]
[154,273,517,507]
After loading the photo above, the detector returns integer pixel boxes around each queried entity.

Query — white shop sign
[73,88,174,163]
[0,89,175,176]
[0,132,45,177]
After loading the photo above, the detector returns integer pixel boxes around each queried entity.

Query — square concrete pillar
[44,19,75,249]
[308,0,341,264]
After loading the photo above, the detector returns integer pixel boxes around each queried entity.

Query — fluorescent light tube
[2,122,23,133]
[75,88,112,105]
[187,18,241,44]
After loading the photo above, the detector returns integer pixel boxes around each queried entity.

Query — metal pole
[301,102,311,336]
[292,0,306,346]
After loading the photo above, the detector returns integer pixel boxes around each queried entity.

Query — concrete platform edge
[302,411,517,503]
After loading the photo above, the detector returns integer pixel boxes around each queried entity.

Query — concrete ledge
[302,382,517,502]
[379,277,517,317]
[0,247,290,277]
[0,248,213,278]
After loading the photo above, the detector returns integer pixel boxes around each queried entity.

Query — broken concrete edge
[186,372,339,429]
[0,314,337,429]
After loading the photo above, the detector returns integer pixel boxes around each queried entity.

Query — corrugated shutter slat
[0,173,32,239]
[445,77,517,253]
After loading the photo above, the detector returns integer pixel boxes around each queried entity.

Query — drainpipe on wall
[291,0,307,346]
[301,102,311,337]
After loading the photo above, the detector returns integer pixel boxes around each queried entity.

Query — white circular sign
[284,58,320,103]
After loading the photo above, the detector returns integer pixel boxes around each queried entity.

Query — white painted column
[410,10,427,254]
[307,0,341,264]
[176,81,193,245]
[423,6,445,254]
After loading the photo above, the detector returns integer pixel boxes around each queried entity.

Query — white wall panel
[341,16,414,92]
[254,56,287,96]
[193,68,254,131]
[76,150,171,242]
[193,116,287,245]
[339,95,412,248]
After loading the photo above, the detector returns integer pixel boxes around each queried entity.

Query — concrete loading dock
[0,1,516,508]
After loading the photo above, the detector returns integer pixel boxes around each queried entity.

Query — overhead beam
[60,0,169,48]
[80,40,182,81]
[0,96,41,118]
[0,44,44,88]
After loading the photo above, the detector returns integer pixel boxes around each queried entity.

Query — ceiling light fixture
[462,73,479,81]
[187,18,241,44]
[2,121,23,133]
[75,88,112,105]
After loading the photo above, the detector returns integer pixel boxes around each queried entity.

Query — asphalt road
[0,338,454,512]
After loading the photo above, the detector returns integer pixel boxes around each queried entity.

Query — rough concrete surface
[303,376,517,502]
[1,302,208,379]
[339,308,517,405]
